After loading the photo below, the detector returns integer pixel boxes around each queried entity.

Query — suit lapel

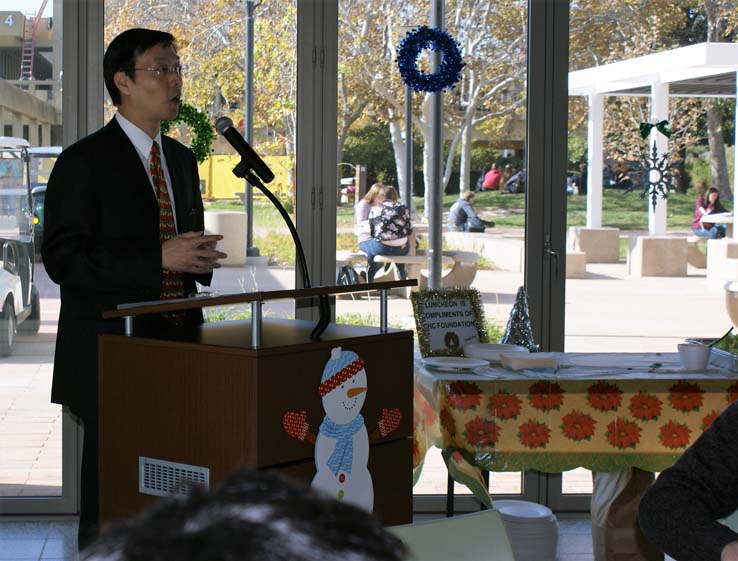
[103,119,159,210]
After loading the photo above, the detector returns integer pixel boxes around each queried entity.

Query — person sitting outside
[692,186,727,239]
[354,182,384,245]
[571,162,588,195]
[82,468,407,561]
[503,169,526,194]
[482,163,502,191]
[638,401,738,561]
[448,191,494,233]
[359,185,412,282]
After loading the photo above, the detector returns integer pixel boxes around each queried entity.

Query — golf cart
[28,146,62,253]
[0,137,42,356]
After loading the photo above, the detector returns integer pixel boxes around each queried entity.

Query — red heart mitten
[378,408,402,438]
[283,410,309,440]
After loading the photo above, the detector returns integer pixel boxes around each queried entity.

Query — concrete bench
[627,236,687,277]
[374,254,455,297]
[568,227,620,263]
[566,251,587,278]
[687,235,707,269]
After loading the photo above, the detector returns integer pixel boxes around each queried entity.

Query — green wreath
[161,102,215,164]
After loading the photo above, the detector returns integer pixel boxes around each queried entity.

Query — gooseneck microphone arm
[217,124,330,339]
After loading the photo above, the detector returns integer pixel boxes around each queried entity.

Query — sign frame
[411,287,489,357]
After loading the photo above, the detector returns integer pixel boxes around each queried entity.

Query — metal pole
[427,0,444,288]
[404,84,413,212]
[244,0,259,257]
[124,316,133,337]
[380,289,388,333]
[250,300,262,348]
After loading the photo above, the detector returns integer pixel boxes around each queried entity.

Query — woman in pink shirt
[692,187,727,239]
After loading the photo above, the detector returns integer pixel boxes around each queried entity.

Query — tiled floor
[0,514,599,561]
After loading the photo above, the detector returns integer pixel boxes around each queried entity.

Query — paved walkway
[1,256,731,497]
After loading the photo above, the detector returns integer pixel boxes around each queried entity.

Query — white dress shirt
[115,112,178,232]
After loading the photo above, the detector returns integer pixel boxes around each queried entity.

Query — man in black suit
[41,28,226,550]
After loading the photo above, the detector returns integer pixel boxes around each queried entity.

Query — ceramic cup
[677,343,711,371]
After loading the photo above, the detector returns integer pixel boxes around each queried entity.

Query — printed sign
[411,287,488,356]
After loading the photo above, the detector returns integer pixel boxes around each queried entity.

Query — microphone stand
[231,160,331,339]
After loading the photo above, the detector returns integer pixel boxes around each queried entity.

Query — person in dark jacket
[638,401,738,561]
[42,28,226,549]
[447,191,494,232]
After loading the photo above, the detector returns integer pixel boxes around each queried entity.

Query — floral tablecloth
[413,352,738,506]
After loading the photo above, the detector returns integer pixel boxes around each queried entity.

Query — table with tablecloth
[413,352,738,560]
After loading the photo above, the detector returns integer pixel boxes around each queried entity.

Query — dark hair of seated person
[82,469,407,561]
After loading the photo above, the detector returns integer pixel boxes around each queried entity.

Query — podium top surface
[101,317,412,355]
[102,280,417,319]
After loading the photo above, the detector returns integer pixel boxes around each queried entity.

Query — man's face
[116,43,182,125]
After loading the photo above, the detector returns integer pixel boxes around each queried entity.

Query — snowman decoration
[282,346,402,513]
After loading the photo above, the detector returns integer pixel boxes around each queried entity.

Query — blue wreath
[397,26,464,93]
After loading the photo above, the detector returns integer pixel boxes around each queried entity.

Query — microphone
[215,116,275,183]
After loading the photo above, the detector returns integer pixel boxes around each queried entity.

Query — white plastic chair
[388,510,516,561]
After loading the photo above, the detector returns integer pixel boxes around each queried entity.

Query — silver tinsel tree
[500,286,539,351]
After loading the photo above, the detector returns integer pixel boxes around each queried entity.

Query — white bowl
[463,343,528,363]
[725,281,738,330]
[677,343,710,371]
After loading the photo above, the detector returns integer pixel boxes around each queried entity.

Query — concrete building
[0,8,62,146]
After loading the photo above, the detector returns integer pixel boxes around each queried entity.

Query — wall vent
[138,456,209,497]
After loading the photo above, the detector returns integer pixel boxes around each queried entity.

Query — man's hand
[722,541,738,561]
[162,231,227,274]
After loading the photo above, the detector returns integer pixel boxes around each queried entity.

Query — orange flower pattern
[658,421,692,449]
[447,381,483,411]
[414,376,735,477]
[528,381,565,411]
[606,417,642,449]
[518,419,551,449]
[668,381,704,412]
[587,381,623,412]
[629,392,662,421]
[440,408,457,438]
[728,382,738,404]
[489,391,523,420]
[464,416,501,448]
[561,409,597,441]
[702,410,719,431]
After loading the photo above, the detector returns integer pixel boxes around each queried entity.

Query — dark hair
[103,28,176,105]
[82,469,406,561]
[702,187,720,208]
[379,185,399,202]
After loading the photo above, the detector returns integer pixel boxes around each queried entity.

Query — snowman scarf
[319,414,365,476]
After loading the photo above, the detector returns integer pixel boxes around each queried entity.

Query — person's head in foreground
[461,191,475,202]
[82,469,406,561]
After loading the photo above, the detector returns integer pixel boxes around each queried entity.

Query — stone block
[204,211,247,266]
[566,251,587,278]
[706,239,738,288]
[628,236,687,277]
[686,237,707,269]
[567,227,620,263]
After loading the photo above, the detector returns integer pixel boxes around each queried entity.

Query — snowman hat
[319,347,365,397]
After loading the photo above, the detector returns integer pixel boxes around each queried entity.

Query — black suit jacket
[42,117,211,419]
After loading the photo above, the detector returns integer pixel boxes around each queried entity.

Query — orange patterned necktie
[150,141,185,320]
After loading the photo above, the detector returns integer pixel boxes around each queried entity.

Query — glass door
[0,0,77,515]
[334,0,533,512]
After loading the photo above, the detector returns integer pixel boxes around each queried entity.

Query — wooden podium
[97,281,415,527]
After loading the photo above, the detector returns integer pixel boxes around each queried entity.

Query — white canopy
[568,42,738,236]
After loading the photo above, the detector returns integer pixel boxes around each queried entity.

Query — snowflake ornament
[638,142,674,211]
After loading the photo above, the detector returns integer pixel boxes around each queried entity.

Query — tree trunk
[706,101,732,199]
[459,121,474,193]
[388,116,408,198]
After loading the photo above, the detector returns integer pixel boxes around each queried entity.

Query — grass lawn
[204,187,712,265]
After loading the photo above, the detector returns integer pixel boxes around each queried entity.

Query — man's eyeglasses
[126,65,184,78]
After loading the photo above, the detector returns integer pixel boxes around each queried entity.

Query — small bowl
[725,281,738,330]
[677,343,711,371]
[463,343,528,363]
